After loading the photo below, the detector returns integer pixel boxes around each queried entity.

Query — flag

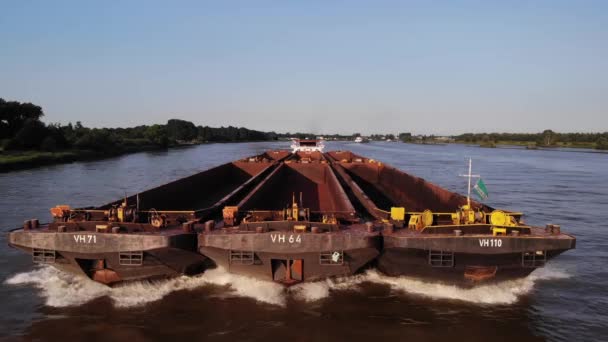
[473,178,489,200]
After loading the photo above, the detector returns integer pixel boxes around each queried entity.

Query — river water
[1,141,606,341]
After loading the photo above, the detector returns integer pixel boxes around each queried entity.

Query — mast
[467,158,472,206]
[459,158,479,207]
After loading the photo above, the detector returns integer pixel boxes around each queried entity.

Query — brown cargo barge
[199,150,381,284]
[326,150,576,286]
[8,151,289,285]
[8,142,575,288]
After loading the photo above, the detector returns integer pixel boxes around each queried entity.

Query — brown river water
[1,141,606,341]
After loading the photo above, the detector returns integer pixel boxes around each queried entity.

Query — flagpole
[467,158,471,206]
[460,158,480,205]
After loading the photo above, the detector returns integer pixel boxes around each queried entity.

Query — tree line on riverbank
[2,97,606,171]
[0,98,277,154]
[453,130,608,150]
[0,98,279,171]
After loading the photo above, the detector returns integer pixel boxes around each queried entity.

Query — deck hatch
[229,250,255,265]
[32,248,56,263]
[522,251,546,268]
[429,250,454,267]
[119,251,143,266]
[319,251,344,265]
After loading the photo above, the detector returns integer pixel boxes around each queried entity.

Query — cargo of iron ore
[326,150,576,286]
[198,150,381,285]
[8,151,289,285]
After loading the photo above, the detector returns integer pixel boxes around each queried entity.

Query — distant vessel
[354,136,363,143]
[8,140,575,287]
[291,138,325,152]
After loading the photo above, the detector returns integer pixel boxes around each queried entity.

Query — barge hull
[9,229,207,285]
[200,247,379,283]
[378,247,570,286]
[198,224,381,283]
[379,232,574,285]
[326,150,576,286]
[7,153,281,285]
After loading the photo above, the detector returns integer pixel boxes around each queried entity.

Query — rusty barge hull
[379,229,574,285]
[198,152,380,284]
[200,222,380,283]
[8,152,287,285]
[326,151,576,286]
[9,224,208,284]
[378,246,570,285]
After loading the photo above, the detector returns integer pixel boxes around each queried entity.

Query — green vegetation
[0,98,277,171]
[369,133,396,141]
[454,129,608,150]
[479,141,497,148]
[398,133,413,142]
[3,97,606,171]
[596,137,608,150]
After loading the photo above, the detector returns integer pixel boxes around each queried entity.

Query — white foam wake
[5,265,571,308]
[5,266,286,308]
[282,266,571,305]
[288,273,369,302]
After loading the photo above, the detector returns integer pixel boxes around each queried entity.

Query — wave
[5,265,570,308]
[285,266,571,305]
[4,266,285,308]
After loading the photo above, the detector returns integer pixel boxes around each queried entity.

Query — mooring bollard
[23,220,31,231]
[552,225,561,234]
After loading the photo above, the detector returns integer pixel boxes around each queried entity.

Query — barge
[198,148,381,284]
[326,150,575,286]
[8,140,575,287]
[8,151,289,285]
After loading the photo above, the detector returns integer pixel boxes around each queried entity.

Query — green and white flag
[473,178,489,200]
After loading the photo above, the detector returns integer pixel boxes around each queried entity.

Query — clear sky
[1,1,607,135]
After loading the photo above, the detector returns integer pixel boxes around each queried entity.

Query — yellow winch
[489,210,517,227]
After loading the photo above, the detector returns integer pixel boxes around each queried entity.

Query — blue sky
[1,1,606,134]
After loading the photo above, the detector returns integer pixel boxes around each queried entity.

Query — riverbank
[454,140,604,150]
